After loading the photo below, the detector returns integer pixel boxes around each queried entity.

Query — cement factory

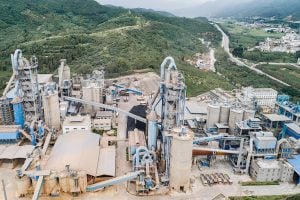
[1,49,300,199]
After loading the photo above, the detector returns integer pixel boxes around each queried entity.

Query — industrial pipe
[160,56,177,82]
[192,147,240,156]
[30,120,37,146]
[244,138,254,174]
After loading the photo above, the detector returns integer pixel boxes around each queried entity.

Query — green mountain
[0,0,230,96]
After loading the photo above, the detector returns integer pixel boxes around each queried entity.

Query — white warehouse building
[62,115,92,134]
[241,87,278,109]
[250,159,294,182]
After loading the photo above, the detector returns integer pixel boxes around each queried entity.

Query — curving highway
[214,23,291,87]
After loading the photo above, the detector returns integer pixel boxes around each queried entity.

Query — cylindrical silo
[43,90,61,130]
[228,108,244,134]
[43,173,57,195]
[219,104,231,124]
[206,103,220,129]
[12,97,25,128]
[169,127,193,192]
[59,172,70,193]
[16,175,31,197]
[78,171,87,193]
[147,110,158,150]
[59,101,68,119]
[243,109,255,121]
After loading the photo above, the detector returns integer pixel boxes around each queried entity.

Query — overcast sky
[96,0,213,11]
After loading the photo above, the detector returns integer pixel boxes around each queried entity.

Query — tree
[232,45,244,57]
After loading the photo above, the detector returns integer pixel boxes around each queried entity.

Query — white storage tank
[78,171,87,193]
[169,127,193,192]
[229,108,244,134]
[59,101,68,119]
[69,173,80,194]
[206,103,220,129]
[243,109,255,121]
[43,173,58,195]
[43,90,61,130]
[219,104,231,124]
[16,175,31,197]
[59,172,70,193]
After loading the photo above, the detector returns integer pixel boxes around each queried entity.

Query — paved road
[253,62,300,69]
[214,23,291,87]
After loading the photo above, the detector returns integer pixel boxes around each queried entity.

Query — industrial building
[240,87,278,110]
[93,111,113,131]
[1,50,300,200]
[82,70,105,115]
[276,95,300,125]
[250,159,293,182]
[62,115,91,134]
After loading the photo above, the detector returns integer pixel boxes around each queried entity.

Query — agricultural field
[256,64,300,89]
[220,21,284,49]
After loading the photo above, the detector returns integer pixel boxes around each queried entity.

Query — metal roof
[288,155,300,175]
[0,145,34,159]
[45,132,115,177]
[263,114,291,122]
[286,123,300,134]
[186,102,207,114]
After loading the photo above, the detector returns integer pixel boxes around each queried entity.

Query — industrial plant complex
[1,49,300,200]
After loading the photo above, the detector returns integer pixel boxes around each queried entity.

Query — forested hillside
[0,0,228,96]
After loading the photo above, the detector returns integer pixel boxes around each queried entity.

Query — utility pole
[2,179,7,200]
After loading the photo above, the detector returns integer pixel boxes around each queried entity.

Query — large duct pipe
[30,120,37,146]
[147,110,158,150]
[192,147,240,156]
[160,56,177,82]
[244,138,254,174]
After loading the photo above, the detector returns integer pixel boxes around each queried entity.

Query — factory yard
[1,50,300,200]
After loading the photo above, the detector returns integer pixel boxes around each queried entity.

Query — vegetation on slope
[215,48,300,101]
[256,64,300,89]
[0,0,226,96]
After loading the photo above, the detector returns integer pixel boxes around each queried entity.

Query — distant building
[241,87,278,109]
[62,115,91,134]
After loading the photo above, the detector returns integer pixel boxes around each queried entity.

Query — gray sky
[96,0,213,11]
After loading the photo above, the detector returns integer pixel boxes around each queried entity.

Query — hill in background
[0,0,231,96]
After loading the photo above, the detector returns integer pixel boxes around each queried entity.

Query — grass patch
[241,181,280,186]
[229,194,300,200]
[256,64,300,89]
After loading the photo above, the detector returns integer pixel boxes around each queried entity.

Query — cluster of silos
[169,127,193,192]
[206,102,255,134]
[21,170,88,196]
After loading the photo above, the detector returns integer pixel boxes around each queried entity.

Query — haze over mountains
[98,0,300,20]
[173,0,300,19]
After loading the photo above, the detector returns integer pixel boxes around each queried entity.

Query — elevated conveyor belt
[86,170,143,192]
[63,96,147,123]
